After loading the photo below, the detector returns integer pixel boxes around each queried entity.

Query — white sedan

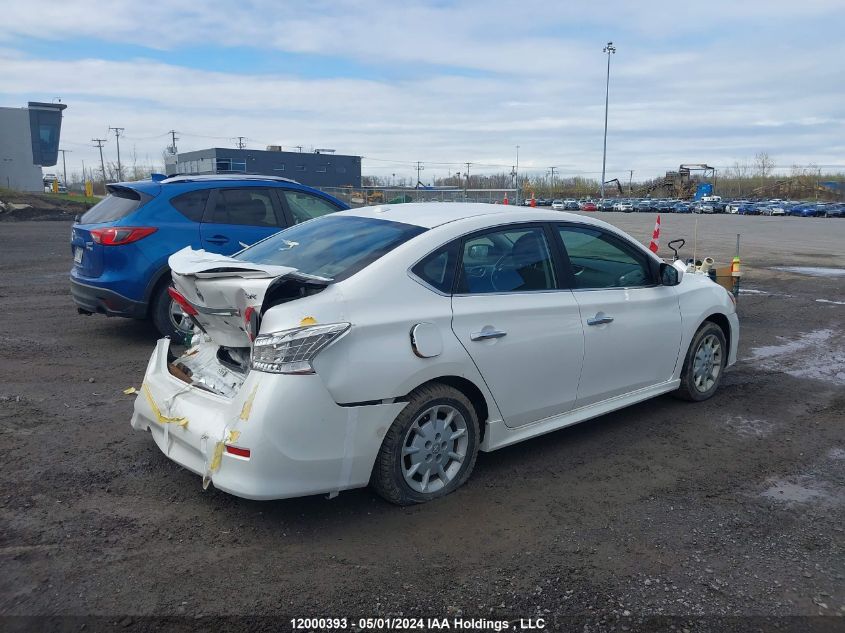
[132,203,739,505]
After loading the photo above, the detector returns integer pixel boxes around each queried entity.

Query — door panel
[571,287,682,406]
[449,225,584,428]
[554,224,683,406]
[451,293,584,427]
[200,188,283,255]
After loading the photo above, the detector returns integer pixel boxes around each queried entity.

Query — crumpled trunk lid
[169,247,300,348]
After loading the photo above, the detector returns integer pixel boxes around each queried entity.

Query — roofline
[160,174,299,185]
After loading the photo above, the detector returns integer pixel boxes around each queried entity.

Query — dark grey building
[168,147,361,188]
[0,101,67,191]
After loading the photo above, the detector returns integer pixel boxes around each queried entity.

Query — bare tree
[754,152,775,178]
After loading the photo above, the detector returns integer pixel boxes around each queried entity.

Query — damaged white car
[131,203,739,505]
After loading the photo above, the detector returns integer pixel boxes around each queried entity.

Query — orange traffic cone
[503,193,509,205]
[530,192,536,208]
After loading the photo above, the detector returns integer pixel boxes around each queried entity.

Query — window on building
[296,165,306,172]
[216,158,247,173]
[336,167,347,174]
[316,166,328,173]
[273,165,285,172]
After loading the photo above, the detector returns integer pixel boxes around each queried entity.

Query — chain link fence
[318,187,519,208]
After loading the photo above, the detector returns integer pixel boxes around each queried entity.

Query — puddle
[772,266,845,278]
[816,299,845,305]
[739,288,769,295]
[747,329,845,385]
[761,478,828,503]
[722,415,774,438]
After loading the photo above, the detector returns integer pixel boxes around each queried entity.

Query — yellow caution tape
[123,387,138,395]
[239,385,258,421]
[209,430,242,473]
[142,383,188,428]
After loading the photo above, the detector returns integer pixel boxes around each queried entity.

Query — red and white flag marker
[648,214,661,253]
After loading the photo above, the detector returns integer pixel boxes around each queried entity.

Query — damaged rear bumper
[131,338,407,500]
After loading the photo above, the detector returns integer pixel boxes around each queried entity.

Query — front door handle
[470,328,507,341]
[206,235,229,245]
[587,314,614,326]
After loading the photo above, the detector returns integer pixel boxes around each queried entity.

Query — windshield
[235,215,427,282]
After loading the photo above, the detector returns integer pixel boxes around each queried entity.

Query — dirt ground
[0,189,94,222]
[1,213,843,632]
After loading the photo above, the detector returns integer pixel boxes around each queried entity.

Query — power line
[415,161,425,187]
[235,136,246,150]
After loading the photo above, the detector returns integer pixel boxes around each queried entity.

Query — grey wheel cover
[401,404,469,494]
[692,333,723,392]
[168,298,194,335]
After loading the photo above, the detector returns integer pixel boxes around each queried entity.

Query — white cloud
[0,0,843,181]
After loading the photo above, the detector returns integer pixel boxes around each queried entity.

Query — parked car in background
[599,199,616,211]
[551,199,565,210]
[789,203,820,217]
[564,200,580,211]
[613,200,634,212]
[673,202,692,213]
[70,175,348,342]
[822,204,845,218]
[132,203,739,504]
[635,200,654,212]
[580,201,598,211]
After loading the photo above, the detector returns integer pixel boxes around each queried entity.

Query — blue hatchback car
[70,174,348,341]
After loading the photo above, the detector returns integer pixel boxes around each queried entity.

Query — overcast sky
[1,0,843,182]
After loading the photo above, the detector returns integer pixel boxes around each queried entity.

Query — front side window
[282,190,342,224]
[457,226,556,294]
[236,215,426,282]
[207,188,278,226]
[557,225,653,289]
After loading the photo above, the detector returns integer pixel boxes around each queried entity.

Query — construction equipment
[603,178,624,196]
[662,163,716,199]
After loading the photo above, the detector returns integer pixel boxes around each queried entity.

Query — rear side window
[80,188,145,223]
[412,243,459,294]
[170,189,209,222]
[207,188,278,227]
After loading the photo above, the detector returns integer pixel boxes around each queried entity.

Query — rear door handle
[470,329,507,341]
[206,235,229,244]
[587,314,614,326]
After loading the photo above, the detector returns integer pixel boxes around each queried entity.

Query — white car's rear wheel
[371,383,479,505]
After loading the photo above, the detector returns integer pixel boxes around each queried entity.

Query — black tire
[371,383,480,506]
[674,321,728,402]
[150,281,190,344]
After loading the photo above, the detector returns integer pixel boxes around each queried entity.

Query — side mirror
[660,262,682,286]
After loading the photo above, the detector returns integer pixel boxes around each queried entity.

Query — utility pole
[168,129,179,154]
[92,138,107,194]
[236,136,247,150]
[628,169,633,195]
[464,162,472,200]
[58,149,71,187]
[295,145,303,152]
[515,145,520,205]
[549,166,557,192]
[415,161,425,188]
[108,127,124,181]
[600,41,616,199]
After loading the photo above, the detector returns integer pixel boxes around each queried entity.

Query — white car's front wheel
[675,322,727,401]
[372,383,480,505]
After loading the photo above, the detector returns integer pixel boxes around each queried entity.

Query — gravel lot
[1,213,843,632]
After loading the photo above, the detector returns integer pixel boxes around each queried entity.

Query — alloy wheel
[692,333,723,392]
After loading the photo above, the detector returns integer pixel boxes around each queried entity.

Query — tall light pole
[514,145,520,205]
[600,41,616,199]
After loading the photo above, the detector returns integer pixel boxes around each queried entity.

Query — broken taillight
[167,287,198,316]
[90,226,157,245]
[225,445,250,458]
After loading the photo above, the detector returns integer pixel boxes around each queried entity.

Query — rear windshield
[80,188,147,223]
[235,215,426,282]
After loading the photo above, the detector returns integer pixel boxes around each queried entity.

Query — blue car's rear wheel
[151,282,192,343]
